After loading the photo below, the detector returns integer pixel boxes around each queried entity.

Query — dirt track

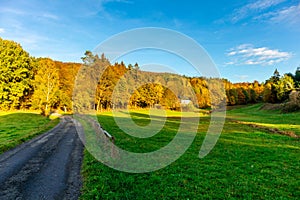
[0,116,84,200]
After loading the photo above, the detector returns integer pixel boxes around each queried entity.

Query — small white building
[180,99,192,105]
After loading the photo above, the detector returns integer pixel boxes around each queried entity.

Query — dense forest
[1,37,300,115]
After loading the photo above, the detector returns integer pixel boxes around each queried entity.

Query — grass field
[226,103,300,136]
[80,105,300,199]
[0,111,60,154]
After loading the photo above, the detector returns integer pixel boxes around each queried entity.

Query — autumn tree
[190,78,210,108]
[160,88,180,110]
[54,61,80,112]
[32,58,60,115]
[96,62,126,111]
[133,83,164,108]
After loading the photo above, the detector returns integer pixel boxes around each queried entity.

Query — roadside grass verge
[0,111,60,154]
[80,108,299,199]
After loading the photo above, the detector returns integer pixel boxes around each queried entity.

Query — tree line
[0,37,80,114]
[1,37,300,114]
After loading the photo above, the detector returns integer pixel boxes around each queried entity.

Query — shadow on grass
[81,109,300,199]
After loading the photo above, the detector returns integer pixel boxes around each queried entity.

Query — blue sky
[0,0,300,82]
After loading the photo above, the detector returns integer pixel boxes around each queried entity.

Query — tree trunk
[45,104,49,116]
[97,99,101,112]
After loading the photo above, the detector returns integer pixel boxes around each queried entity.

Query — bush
[281,91,300,113]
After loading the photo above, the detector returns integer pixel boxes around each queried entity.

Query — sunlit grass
[227,103,300,136]
[0,111,60,154]
[80,106,300,199]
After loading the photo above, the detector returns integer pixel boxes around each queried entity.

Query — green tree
[0,38,34,109]
[249,88,257,103]
[275,74,294,102]
[32,58,60,115]
[263,83,272,102]
[237,88,246,104]
[295,67,300,87]
[228,88,238,105]
[263,69,284,103]
[73,51,111,112]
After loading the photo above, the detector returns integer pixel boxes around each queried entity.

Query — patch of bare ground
[260,91,300,113]
[233,120,299,139]
[259,103,282,111]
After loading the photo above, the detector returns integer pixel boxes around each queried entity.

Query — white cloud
[231,0,287,23]
[0,28,5,34]
[41,13,59,20]
[227,51,237,56]
[0,7,25,15]
[227,44,292,66]
[225,61,235,65]
[247,0,286,10]
[0,6,59,20]
[257,3,300,25]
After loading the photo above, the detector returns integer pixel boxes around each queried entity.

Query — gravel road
[0,116,84,200]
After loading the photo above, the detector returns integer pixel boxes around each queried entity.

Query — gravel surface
[0,116,84,200]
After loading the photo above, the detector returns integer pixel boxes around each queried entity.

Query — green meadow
[80,105,300,199]
[0,105,298,199]
[226,104,300,136]
[0,111,59,154]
